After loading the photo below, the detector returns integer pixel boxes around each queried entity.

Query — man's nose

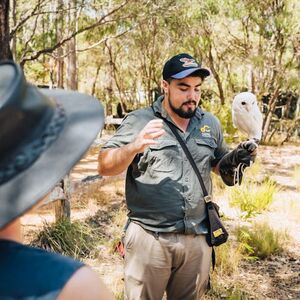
[187,89,197,100]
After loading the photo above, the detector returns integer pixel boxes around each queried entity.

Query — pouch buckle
[204,195,212,203]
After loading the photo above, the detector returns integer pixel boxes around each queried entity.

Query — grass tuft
[229,179,277,218]
[204,277,258,300]
[214,241,242,276]
[31,218,103,260]
[235,222,289,259]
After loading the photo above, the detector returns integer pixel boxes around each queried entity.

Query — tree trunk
[91,65,101,96]
[0,0,13,60]
[106,42,114,116]
[66,0,77,90]
[11,0,17,60]
[261,88,280,142]
[208,45,225,105]
[56,0,64,88]
[54,175,71,221]
[280,117,300,145]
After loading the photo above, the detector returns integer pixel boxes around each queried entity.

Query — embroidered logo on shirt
[200,125,210,133]
[180,58,199,68]
[200,125,211,138]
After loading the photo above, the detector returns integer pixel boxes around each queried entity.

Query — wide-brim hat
[0,61,104,229]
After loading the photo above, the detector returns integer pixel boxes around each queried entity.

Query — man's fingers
[143,119,164,130]
[143,128,165,138]
[143,139,160,146]
[144,129,165,140]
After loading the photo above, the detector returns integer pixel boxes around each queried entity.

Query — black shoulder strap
[161,118,209,197]
[162,119,217,272]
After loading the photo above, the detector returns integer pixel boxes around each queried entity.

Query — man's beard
[168,97,197,119]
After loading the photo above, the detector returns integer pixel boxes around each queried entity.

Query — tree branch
[9,0,48,39]
[19,0,130,66]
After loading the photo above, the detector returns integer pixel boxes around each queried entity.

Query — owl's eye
[241,101,246,105]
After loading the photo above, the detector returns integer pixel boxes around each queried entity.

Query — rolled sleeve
[101,113,139,149]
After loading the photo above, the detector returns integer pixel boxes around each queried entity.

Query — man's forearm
[98,144,138,176]
[98,119,165,176]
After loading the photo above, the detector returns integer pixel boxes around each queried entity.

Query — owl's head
[233,92,257,112]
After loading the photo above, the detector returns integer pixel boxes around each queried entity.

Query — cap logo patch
[180,58,198,68]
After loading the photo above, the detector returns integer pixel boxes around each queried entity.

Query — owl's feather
[232,92,263,141]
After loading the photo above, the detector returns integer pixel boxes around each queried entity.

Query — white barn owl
[232,92,263,142]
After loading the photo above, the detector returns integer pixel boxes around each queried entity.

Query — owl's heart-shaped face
[233,92,257,112]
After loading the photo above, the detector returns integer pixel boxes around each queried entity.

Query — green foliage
[229,179,277,218]
[31,218,103,260]
[11,0,300,139]
[201,99,237,143]
[236,223,289,259]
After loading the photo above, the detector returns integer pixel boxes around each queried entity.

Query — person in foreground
[0,61,113,300]
[98,53,257,300]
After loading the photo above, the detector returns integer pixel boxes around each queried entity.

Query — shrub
[229,179,277,218]
[31,218,103,259]
[235,222,289,259]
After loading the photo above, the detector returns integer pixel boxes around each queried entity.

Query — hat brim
[0,88,104,229]
[171,67,210,79]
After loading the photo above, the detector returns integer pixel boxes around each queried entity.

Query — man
[0,61,113,300]
[98,53,256,300]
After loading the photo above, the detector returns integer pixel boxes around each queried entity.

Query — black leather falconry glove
[218,141,257,186]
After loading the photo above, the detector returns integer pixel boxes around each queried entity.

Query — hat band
[0,102,66,185]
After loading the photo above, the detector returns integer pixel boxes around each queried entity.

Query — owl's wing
[252,104,263,128]
[232,110,253,136]
[232,109,238,128]
[248,105,263,140]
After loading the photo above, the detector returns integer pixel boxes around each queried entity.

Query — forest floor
[22,136,300,300]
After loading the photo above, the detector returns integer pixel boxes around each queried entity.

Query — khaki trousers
[124,222,212,300]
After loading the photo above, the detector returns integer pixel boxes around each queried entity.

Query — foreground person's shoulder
[58,266,114,300]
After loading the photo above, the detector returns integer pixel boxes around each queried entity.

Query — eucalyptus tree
[223,0,299,142]
[0,0,13,59]
[10,0,132,86]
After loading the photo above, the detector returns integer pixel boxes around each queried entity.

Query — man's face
[163,76,202,119]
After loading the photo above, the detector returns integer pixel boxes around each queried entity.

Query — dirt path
[22,143,300,299]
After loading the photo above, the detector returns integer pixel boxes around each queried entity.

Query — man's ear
[162,80,169,94]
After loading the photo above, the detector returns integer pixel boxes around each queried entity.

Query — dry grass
[30,218,103,260]
[293,166,300,191]
[214,241,243,276]
[235,222,289,260]
[22,144,300,300]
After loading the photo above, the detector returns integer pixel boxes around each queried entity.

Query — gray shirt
[102,96,228,234]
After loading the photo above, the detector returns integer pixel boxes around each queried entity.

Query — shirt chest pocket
[138,140,180,174]
[192,138,217,163]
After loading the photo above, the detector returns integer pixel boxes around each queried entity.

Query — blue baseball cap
[163,53,210,80]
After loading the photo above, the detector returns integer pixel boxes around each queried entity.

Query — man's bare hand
[132,119,165,153]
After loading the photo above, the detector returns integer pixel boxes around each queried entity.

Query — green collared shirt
[102,96,228,234]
